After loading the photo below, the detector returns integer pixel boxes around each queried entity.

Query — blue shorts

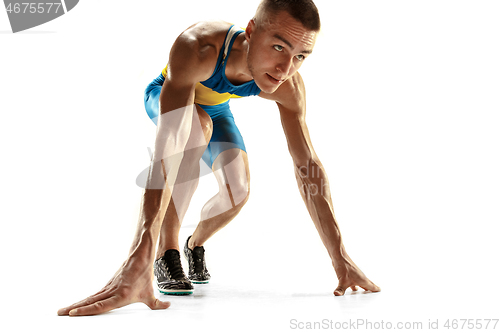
[144,73,247,168]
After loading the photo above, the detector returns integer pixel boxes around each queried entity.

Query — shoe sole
[158,290,193,295]
[191,280,209,284]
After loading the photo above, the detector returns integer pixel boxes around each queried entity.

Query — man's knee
[227,177,250,208]
[213,149,250,208]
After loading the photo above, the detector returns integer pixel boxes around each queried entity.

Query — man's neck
[224,33,253,85]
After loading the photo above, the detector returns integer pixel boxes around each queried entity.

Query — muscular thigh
[144,75,246,170]
[199,102,247,168]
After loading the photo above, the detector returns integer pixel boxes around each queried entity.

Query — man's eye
[273,45,283,52]
[296,55,305,61]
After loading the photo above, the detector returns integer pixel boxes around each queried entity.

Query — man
[58,0,380,316]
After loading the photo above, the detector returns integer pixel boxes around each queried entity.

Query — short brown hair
[255,0,321,31]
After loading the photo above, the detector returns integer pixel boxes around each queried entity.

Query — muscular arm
[129,30,216,261]
[270,73,380,295]
[58,27,217,316]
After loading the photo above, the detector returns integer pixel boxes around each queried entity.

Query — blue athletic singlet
[144,25,261,167]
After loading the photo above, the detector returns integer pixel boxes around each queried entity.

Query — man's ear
[245,19,255,41]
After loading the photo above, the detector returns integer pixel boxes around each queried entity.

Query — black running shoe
[154,249,194,295]
[184,236,211,284]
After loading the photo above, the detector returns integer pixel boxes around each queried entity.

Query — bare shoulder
[259,72,306,114]
[167,21,233,83]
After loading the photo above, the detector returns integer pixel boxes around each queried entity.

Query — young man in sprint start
[58,0,380,316]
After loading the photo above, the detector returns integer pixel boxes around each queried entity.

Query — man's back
[161,22,260,107]
[164,21,235,85]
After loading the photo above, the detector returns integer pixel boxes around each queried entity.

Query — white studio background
[1,1,499,332]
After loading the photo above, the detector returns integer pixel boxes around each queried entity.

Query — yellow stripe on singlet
[194,82,243,105]
[161,64,243,106]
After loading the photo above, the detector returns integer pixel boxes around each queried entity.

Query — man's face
[245,10,317,94]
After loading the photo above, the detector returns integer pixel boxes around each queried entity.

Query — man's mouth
[266,73,283,85]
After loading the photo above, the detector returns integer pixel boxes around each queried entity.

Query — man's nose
[275,57,294,76]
